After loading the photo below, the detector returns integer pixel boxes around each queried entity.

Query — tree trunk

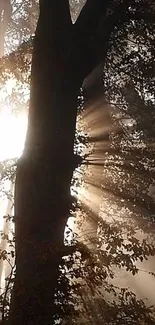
[8,1,82,324]
[0,0,12,58]
[9,90,79,325]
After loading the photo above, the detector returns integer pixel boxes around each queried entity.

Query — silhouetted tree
[0,1,154,325]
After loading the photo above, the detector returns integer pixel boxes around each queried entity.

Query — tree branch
[31,0,73,83]
[75,0,109,35]
[129,10,155,24]
[38,0,72,43]
[2,264,14,322]
[73,0,127,80]
[74,0,151,81]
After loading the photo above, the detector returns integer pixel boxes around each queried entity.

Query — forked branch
[74,0,154,80]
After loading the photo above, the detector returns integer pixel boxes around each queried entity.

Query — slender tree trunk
[0,0,12,58]
[8,1,82,325]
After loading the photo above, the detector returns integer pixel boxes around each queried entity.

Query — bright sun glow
[0,111,27,161]
[0,79,28,232]
[0,79,28,161]
[0,79,28,292]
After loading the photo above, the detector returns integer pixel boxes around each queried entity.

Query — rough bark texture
[8,0,126,324]
[8,1,81,325]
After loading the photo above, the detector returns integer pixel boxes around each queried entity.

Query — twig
[2,264,14,322]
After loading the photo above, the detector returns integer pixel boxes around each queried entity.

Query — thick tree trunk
[8,2,81,325]
[8,0,116,322]
[9,74,79,325]
[9,89,79,325]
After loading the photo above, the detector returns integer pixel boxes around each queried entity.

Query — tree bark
[8,1,81,325]
[8,0,129,324]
